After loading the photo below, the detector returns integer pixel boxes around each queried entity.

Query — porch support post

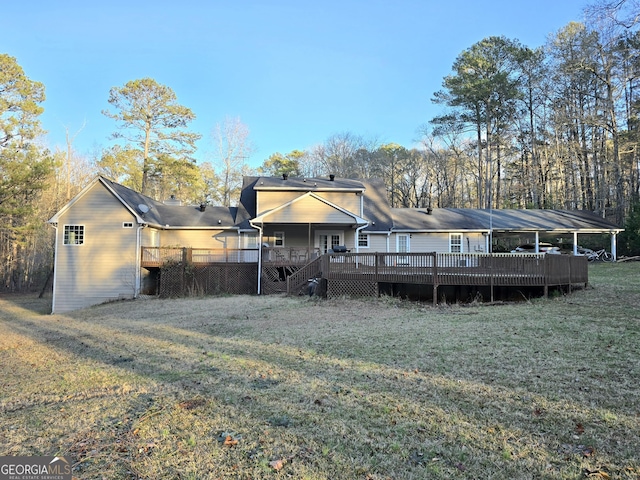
[535,231,540,253]
[611,232,617,261]
[573,231,578,255]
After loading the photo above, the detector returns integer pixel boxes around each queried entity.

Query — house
[48,174,623,313]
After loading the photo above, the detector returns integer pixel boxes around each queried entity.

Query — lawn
[1,263,639,479]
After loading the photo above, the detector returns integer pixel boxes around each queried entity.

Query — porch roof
[392,207,623,234]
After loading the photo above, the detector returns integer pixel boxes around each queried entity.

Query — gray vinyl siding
[257,191,361,217]
[52,184,138,313]
[393,232,487,253]
[368,234,391,252]
[262,195,356,223]
[315,192,360,214]
[257,192,301,215]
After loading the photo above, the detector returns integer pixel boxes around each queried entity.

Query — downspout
[611,232,617,261]
[237,230,242,262]
[573,231,578,256]
[386,229,392,253]
[50,223,58,314]
[534,231,540,253]
[249,220,263,294]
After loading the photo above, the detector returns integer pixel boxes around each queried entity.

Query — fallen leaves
[269,458,286,471]
[216,431,241,447]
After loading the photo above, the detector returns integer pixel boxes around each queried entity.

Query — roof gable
[252,192,367,225]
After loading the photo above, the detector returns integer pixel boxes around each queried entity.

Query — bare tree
[210,117,254,206]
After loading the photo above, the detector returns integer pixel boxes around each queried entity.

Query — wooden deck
[140,248,588,302]
[320,252,588,303]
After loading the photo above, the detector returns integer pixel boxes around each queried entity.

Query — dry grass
[1,263,639,479]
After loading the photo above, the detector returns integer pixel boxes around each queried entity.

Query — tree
[619,199,640,255]
[102,78,201,196]
[0,54,55,291]
[312,132,378,177]
[433,36,525,208]
[259,150,305,177]
[96,145,143,190]
[210,117,254,206]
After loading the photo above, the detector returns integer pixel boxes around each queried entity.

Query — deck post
[432,252,438,306]
[543,255,549,298]
[490,253,494,303]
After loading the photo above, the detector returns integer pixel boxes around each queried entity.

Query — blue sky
[3,0,588,167]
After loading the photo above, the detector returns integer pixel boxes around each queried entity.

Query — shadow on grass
[2,293,639,479]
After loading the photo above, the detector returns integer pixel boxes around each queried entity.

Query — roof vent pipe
[329,174,335,181]
[282,173,288,180]
[199,203,206,212]
[426,207,433,215]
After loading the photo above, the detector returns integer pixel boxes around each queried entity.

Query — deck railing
[261,247,321,265]
[321,252,588,288]
[142,248,589,297]
[141,247,259,267]
[141,246,323,267]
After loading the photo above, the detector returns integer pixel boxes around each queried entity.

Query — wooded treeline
[2,2,640,292]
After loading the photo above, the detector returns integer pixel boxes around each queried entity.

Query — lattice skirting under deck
[326,280,378,299]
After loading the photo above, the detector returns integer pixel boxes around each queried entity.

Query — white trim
[396,234,410,253]
[316,230,344,254]
[274,231,285,247]
[357,232,370,248]
[449,233,463,253]
[63,224,85,246]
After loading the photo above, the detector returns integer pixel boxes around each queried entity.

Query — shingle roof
[392,207,622,233]
[98,176,622,233]
[102,177,238,228]
[361,178,394,232]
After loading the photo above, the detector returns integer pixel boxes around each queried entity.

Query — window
[123,222,134,228]
[358,232,369,248]
[274,231,285,247]
[243,232,258,249]
[450,233,463,253]
[397,234,410,265]
[64,225,84,245]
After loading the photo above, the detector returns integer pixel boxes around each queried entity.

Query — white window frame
[64,225,85,245]
[274,231,285,247]
[316,230,343,254]
[396,234,410,265]
[358,232,369,248]
[449,233,463,253]
[243,232,258,249]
